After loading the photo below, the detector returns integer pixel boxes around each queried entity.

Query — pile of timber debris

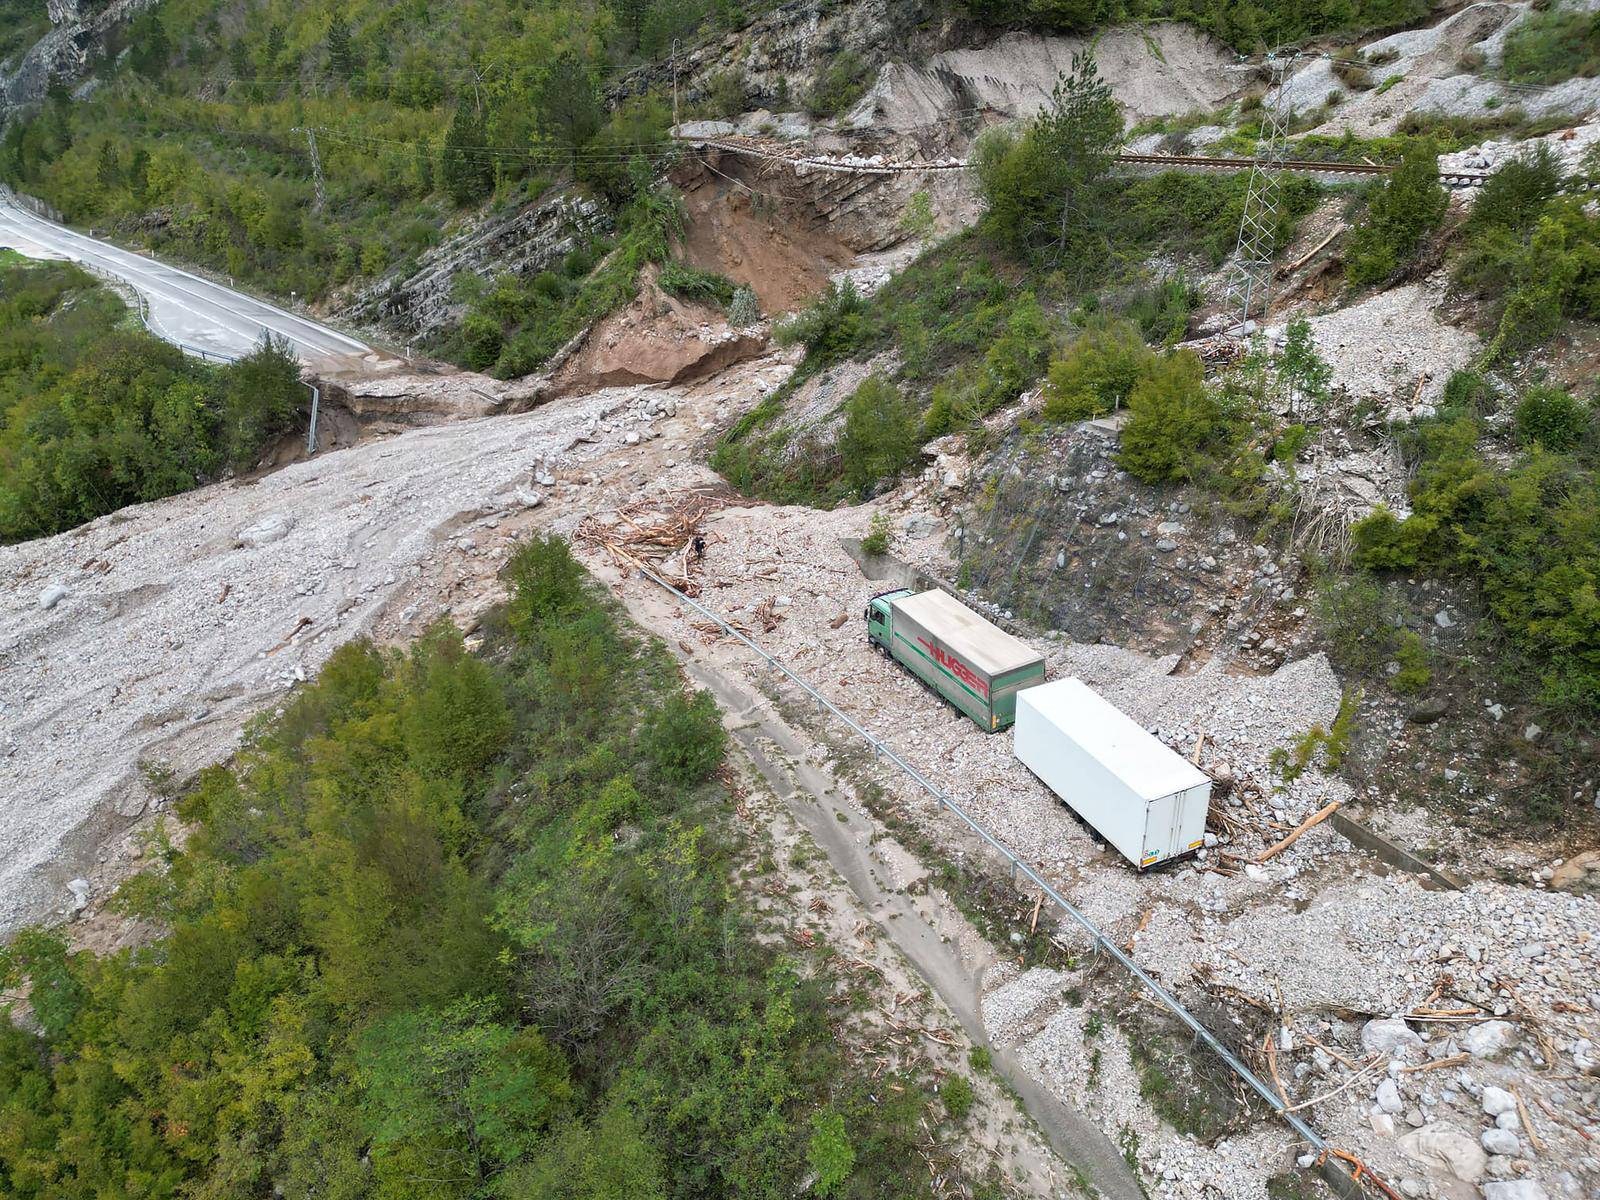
[575,487,729,595]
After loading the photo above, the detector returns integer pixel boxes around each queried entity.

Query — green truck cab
[867,588,1046,732]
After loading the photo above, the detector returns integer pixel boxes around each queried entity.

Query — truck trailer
[866,588,1046,732]
[1014,678,1212,870]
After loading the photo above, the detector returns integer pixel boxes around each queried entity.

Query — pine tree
[95,141,121,193]
[441,105,493,206]
[326,13,356,80]
[974,47,1121,274]
[537,52,601,169]
[128,12,170,77]
[128,147,150,202]
[1034,48,1121,264]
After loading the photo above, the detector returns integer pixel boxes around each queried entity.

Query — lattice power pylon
[1225,53,1298,331]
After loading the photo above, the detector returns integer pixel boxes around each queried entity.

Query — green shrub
[1440,369,1499,415]
[1117,350,1216,483]
[774,280,866,359]
[807,50,871,118]
[1315,573,1429,695]
[1391,630,1432,694]
[728,284,761,327]
[861,511,891,556]
[703,70,746,119]
[641,688,727,788]
[506,534,588,633]
[658,259,736,306]
[1449,145,1600,362]
[1345,145,1448,286]
[941,1073,975,1122]
[1466,144,1566,236]
[1041,317,1153,421]
[1271,690,1359,781]
[840,375,921,497]
[900,189,936,241]
[1514,386,1589,450]
[808,1111,856,1196]
[1354,400,1600,718]
[1121,275,1199,344]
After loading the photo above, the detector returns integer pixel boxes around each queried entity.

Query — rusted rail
[685,134,1489,188]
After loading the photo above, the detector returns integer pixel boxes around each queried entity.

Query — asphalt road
[0,191,378,368]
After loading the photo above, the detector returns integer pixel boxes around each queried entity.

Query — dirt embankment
[550,268,769,394]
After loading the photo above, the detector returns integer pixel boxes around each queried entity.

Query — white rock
[65,877,91,912]
[513,486,545,509]
[1481,1127,1520,1155]
[1398,1124,1487,1184]
[1572,1038,1596,1071]
[1481,1183,1550,1200]
[233,512,296,548]
[1462,1019,1518,1057]
[1482,1086,1516,1117]
[1363,1017,1424,1055]
[1376,1078,1404,1113]
[38,582,70,610]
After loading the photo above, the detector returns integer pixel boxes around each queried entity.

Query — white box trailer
[1014,678,1212,870]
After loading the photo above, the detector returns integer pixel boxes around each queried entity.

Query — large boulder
[1549,850,1600,896]
[233,512,296,549]
[1398,1124,1487,1184]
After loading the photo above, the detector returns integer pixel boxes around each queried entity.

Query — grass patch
[1502,3,1600,84]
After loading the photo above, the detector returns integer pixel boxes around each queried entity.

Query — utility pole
[1224,52,1297,333]
[671,38,680,131]
[293,126,327,212]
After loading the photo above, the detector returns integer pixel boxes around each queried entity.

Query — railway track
[686,134,1490,188]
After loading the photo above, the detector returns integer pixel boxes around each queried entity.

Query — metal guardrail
[635,563,1391,1193]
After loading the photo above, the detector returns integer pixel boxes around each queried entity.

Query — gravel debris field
[0,382,660,933]
[602,481,1599,1200]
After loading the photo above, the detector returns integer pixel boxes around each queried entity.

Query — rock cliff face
[344,190,611,341]
[1,0,154,117]
[612,0,950,115]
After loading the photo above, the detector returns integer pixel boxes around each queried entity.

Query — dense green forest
[0,0,745,307]
[0,254,307,542]
[0,537,983,1199]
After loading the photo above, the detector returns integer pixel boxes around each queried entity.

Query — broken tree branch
[1256,800,1341,863]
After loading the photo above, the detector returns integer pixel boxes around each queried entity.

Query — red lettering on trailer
[916,637,990,698]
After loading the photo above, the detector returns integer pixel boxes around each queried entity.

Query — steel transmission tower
[1225,53,1297,331]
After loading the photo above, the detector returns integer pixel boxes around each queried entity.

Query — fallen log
[1256,800,1342,863]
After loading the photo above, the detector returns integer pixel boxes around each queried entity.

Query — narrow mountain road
[0,191,381,368]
